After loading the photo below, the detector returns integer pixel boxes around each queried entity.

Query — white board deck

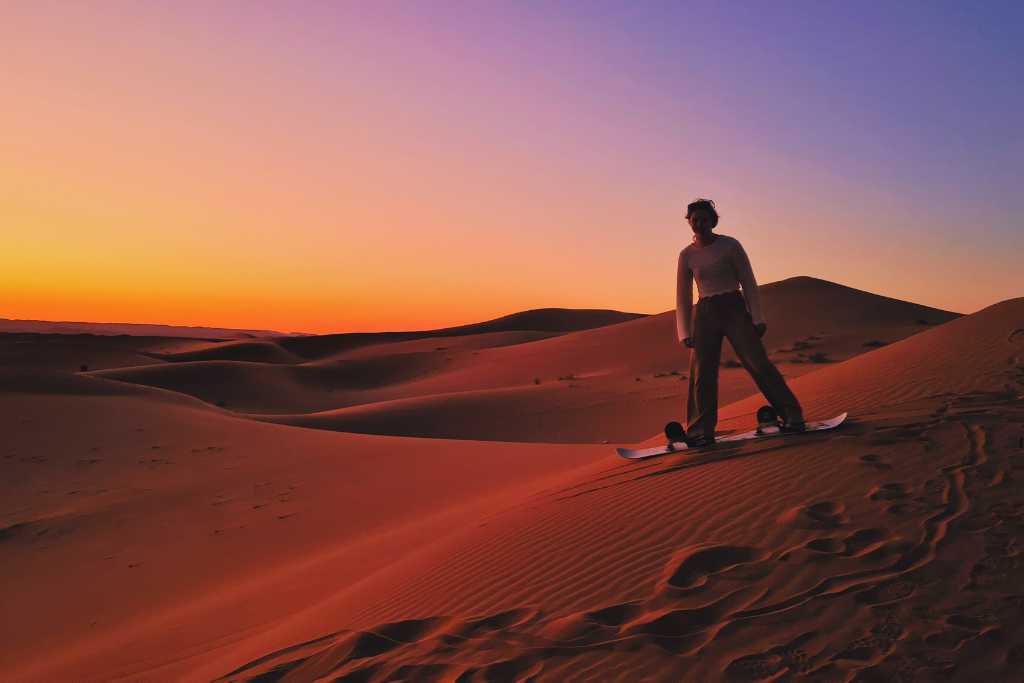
[616,412,848,460]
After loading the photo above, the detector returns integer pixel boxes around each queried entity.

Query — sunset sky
[4,1,1022,333]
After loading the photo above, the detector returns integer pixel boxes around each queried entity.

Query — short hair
[686,198,719,229]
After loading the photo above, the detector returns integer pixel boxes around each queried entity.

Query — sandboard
[616,412,848,460]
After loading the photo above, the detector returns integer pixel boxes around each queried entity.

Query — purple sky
[5,1,1021,330]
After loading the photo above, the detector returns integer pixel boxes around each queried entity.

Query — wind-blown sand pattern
[217,400,1023,682]
[2,281,1022,681]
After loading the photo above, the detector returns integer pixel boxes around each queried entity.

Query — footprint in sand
[967,548,1021,591]
[946,613,994,632]
[661,544,769,590]
[723,633,815,680]
[778,501,849,529]
[278,615,443,675]
[805,537,845,554]
[855,579,916,605]
[924,628,976,650]
[805,528,889,557]
[388,663,448,680]
[843,528,889,556]
[833,633,897,664]
[887,500,930,515]
[869,482,913,501]
[960,511,998,533]
[453,607,538,638]
[806,528,888,557]
[538,601,642,643]
[457,656,543,682]
[724,652,784,680]
[583,602,641,627]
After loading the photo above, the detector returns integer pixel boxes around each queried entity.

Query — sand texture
[3,278,1023,682]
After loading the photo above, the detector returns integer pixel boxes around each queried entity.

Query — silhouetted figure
[676,198,805,445]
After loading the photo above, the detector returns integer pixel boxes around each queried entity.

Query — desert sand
[3,277,1023,682]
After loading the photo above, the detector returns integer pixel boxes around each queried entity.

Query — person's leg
[686,300,724,440]
[723,296,804,424]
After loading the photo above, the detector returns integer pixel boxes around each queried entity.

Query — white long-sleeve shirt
[675,234,765,342]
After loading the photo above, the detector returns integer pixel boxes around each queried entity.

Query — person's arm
[731,239,765,326]
[676,250,693,343]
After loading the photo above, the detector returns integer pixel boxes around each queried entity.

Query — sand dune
[92,277,961,442]
[707,296,1024,431]
[275,308,645,362]
[154,330,560,365]
[287,277,957,380]
[426,307,648,335]
[255,381,635,442]
[0,317,298,338]
[0,376,606,682]
[199,296,1024,682]
[94,353,461,414]
[251,370,817,444]
[149,339,305,365]
[0,332,175,373]
[3,288,1019,682]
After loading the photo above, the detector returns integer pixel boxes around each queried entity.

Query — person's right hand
[683,337,695,349]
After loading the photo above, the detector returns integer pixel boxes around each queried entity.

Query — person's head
[686,198,719,236]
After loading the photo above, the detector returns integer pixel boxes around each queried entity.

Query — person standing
[676,198,805,446]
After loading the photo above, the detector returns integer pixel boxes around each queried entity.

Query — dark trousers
[686,290,803,439]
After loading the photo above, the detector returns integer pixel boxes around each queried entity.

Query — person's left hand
[754,322,767,338]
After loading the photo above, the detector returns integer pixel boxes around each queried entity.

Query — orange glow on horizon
[3,4,1017,334]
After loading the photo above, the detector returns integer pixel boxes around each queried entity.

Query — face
[687,208,714,235]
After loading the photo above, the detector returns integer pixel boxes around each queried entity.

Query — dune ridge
[0,318,298,338]
[89,277,963,443]
[275,308,646,362]
[709,296,1024,431]
[197,296,1024,682]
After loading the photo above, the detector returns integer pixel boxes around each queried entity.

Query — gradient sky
[4,1,1022,333]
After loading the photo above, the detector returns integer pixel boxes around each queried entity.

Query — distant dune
[274,307,647,361]
[0,332,189,373]
[91,277,962,442]
[0,317,302,339]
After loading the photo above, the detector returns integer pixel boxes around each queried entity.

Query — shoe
[685,433,717,447]
[779,419,806,433]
